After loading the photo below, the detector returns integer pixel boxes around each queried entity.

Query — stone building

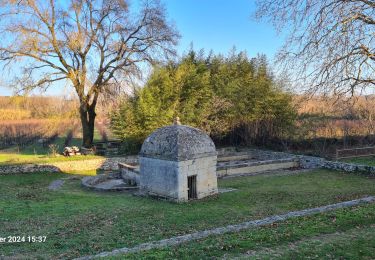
[139,123,218,202]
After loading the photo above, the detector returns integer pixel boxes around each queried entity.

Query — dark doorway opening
[188,175,197,200]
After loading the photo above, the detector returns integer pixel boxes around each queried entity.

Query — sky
[166,0,282,57]
[0,0,283,97]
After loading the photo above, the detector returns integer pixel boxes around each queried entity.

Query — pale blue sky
[0,0,283,96]
[166,0,282,56]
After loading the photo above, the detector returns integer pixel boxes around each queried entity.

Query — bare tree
[255,0,375,96]
[0,0,179,147]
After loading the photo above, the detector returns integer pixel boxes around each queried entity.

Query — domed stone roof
[139,124,217,161]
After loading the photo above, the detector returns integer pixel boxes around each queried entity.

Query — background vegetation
[2,57,375,159]
[2,50,375,158]
[110,50,296,153]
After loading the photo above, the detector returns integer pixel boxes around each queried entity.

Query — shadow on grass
[17,137,83,155]
[0,155,119,177]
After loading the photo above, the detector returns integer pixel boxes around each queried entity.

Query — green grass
[342,156,375,166]
[1,169,375,258]
[125,203,375,259]
[0,153,103,165]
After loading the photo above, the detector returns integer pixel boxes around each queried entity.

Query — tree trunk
[79,103,96,148]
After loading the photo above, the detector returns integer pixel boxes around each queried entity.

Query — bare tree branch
[0,0,179,146]
[256,0,375,96]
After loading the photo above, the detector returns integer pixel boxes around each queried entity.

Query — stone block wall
[178,156,218,200]
[119,163,140,186]
[139,157,180,199]
[217,158,299,177]
[297,155,326,169]
[243,149,327,170]
[139,155,218,202]
[294,154,375,175]
[323,160,375,174]
[0,164,60,174]
[247,149,296,160]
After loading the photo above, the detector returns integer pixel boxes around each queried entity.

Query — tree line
[110,50,296,152]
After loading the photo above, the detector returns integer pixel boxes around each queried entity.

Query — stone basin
[81,172,139,192]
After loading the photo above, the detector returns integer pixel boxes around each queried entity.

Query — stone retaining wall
[217,148,375,175]
[297,155,326,169]
[293,154,375,175]
[0,164,60,174]
[217,158,299,177]
[119,163,140,185]
[222,148,325,170]
[288,154,375,175]
[217,148,295,161]
[323,160,375,174]
[247,149,296,160]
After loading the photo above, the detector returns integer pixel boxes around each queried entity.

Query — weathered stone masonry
[139,124,218,202]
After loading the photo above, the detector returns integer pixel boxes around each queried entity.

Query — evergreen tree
[111,49,296,151]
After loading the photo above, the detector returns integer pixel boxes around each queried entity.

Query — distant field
[0,119,78,149]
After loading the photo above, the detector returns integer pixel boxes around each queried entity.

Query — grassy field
[342,156,375,166]
[1,169,375,258]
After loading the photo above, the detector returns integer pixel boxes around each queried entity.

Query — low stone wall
[0,156,138,175]
[217,159,299,177]
[241,149,328,170]
[0,164,60,174]
[297,155,326,169]
[216,147,237,156]
[119,163,140,185]
[292,154,375,175]
[216,148,375,175]
[217,153,250,162]
[323,160,375,174]
[217,148,294,161]
[218,148,325,170]
[284,154,375,175]
[247,149,296,160]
